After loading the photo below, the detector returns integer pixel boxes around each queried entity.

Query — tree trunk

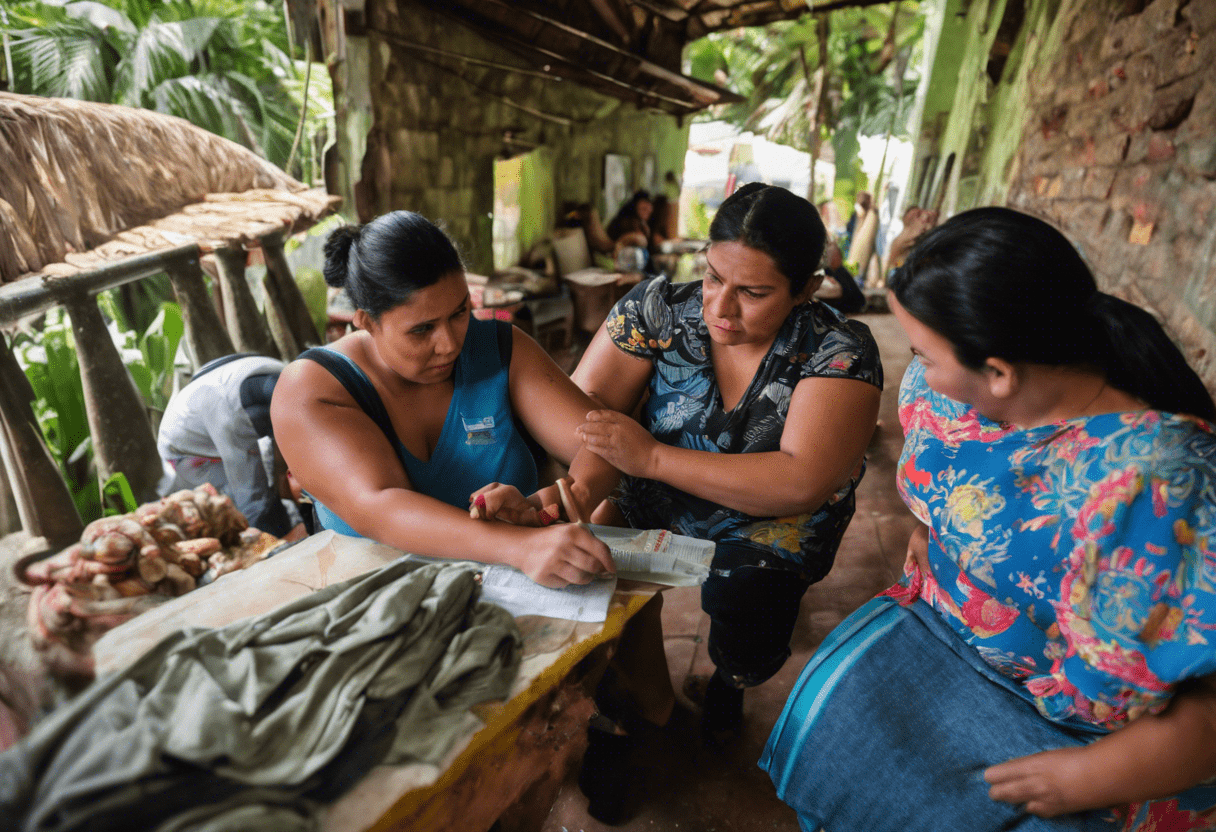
[802,13,832,204]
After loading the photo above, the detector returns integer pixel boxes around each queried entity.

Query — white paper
[477,564,616,623]
[586,524,716,586]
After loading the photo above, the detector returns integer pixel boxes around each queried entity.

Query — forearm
[986,678,1216,816]
[532,447,621,521]
[344,487,530,566]
[649,444,846,517]
[1068,686,1216,809]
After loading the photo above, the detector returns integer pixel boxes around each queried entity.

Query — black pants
[700,541,822,688]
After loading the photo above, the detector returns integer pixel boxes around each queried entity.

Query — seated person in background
[572,182,883,738]
[813,236,866,315]
[561,201,615,256]
[606,190,655,261]
[157,354,304,540]
[885,205,939,275]
[762,207,1216,832]
[271,210,619,588]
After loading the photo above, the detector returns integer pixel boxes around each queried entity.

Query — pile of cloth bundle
[23,483,275,678]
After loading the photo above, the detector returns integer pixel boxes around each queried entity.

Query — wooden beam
[0,245,200,327]
[261,233,322,352]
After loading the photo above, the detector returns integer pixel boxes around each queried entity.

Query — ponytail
[320,211,464,320]
[1084,293,1216,420]
[892,207,1216,421]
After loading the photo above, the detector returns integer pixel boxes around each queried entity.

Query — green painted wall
[905,0,1073,213]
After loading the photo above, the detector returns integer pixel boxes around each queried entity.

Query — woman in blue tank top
[271,211,617,588]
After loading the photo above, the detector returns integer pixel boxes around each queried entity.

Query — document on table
[587,524,716,587]
[478,565,616,623]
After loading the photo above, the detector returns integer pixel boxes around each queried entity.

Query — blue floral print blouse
[606,275,883,575]
[888,358,1216,732]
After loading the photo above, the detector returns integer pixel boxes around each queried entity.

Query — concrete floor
[541,310,918,832]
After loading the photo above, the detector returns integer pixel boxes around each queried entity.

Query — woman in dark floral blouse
[573,182,884,735]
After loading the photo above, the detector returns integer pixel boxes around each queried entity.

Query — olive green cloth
[0,558,521,832]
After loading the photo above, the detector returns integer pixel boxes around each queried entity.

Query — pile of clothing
[1,558,521,832]
[22,484,276,677]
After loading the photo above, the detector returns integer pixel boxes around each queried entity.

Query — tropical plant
[2,0,310,173]
[13,300,186,522]
[686,4,924,202]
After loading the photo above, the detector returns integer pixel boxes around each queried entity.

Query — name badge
[463,415,498,446]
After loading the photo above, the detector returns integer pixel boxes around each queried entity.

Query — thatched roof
[0,93,338,283]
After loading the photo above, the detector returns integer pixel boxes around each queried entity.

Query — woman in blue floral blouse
[572,183,884,734]
[763,207,1216,831]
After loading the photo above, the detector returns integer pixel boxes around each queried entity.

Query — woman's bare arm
[270,357,612,586]
[578,376,879,518]
[985,673,1216,816]
[575,320,881,517]
[506,326,633,519]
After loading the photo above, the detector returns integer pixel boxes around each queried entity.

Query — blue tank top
[300,317,539,538]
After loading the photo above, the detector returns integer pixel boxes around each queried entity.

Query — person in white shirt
[157,354,302,538]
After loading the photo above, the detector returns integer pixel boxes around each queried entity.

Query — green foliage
[293,266,329,337]
[685,194,712,240]
[685,5,925,189]
[13,300,186,523]
[12,309,101,521]
[3,0,325,174]
[101,471,138,516]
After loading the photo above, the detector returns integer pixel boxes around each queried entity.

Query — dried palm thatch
[0,93,339,283]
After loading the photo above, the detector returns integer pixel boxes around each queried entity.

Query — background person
[157,353,303,539]
[762,206,1216,831]
[572,182,883,738]
[813,236,866,315]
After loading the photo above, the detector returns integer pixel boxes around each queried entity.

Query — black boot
[577,725,635,825]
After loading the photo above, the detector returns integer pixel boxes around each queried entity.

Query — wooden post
[261,273,302,363]
[0,338,83,547]
[62,293,165,504]
[0,452,22,538]
[213,245,278,358]
[261,233,322,349]
[165,256,235,367]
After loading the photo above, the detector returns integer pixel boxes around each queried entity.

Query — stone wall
[1006,0,1216,390]
[351,0,688,273]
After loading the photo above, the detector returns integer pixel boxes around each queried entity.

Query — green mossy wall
[349,0,688,274]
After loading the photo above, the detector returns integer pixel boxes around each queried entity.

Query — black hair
[322,211,464,320]
[606,190,654,241]
[708,182,827,295]
[889,206,1216,420]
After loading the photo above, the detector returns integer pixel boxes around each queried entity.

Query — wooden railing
[0,234,326,549]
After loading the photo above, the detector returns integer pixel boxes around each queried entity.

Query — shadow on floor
[540,311,915,832]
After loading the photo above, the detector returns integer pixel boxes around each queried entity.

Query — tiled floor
[541,311,917,831]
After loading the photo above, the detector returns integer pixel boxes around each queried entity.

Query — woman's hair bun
[322,224,362,288]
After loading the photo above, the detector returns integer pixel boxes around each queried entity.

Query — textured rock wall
[1006,0,1216,390]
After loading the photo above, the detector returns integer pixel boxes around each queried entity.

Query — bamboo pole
[213,245,279,358]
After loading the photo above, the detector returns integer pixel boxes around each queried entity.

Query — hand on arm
[580,376,880,518]
[508,326,634,518]
[984,673,1216,816]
